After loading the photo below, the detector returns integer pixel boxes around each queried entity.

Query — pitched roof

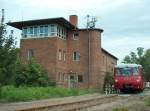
[7,17,75,30]
[101,48,118,60]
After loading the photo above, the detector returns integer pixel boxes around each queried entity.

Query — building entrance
[68,74,76,88]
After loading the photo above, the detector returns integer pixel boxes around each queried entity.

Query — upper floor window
[58,49,62,60]
[73,51,80,61]
[29,27,33,36]
[34,26,38,36]
[27,49,34,60]
[39,25,48,36]
[63,51,66,61]
[22,24,66,39]
[22,28,27,37]
[50,24,56,36]
[73,32,79,40]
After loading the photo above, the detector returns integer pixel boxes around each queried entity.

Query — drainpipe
[87,28,91,88]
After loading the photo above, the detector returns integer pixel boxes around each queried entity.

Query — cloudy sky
[1,0,150,62]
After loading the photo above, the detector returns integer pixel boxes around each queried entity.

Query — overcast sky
[1,0,150,62]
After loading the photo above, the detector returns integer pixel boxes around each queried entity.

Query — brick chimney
[69,15,78,28]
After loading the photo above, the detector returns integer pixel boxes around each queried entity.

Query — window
[133,67,139,75]
[63,51,66,61]
[22,28,27,37]
[27,49,34,60]
[73,32,79,40]
[34,26,38,36]
[50,25,56,36]
[45,26,48,36]
[116,68,121,76]
[29,27,33,36]
[122,67,132,76]
[51,25,55,32]
[40,26,44,36]
[58,72,64,82]
[73,52,80,61]
[78,75,83,83]
[116,68,132,76]
[58,50,62,60]
[22,24,66,39]
[57,25,66,39]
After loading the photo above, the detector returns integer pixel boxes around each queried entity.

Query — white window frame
[22,24,66,39]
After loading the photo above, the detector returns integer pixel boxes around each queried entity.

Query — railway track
[1,90,149,111]
[16,94,124,111]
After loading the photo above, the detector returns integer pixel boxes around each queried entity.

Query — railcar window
[133,67,139,75]
[122,68,132,76]
[116,68,121,76]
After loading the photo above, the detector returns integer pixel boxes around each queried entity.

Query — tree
[143,49,150,81]
[122,47,144,65]
[0,9,52,88]
[122,47,150,81]
[0,9,17,85]
[14,59,51,87]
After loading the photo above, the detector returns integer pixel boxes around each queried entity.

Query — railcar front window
[122,68,132,76]
[133,67,139,75]
[116,68,121,76]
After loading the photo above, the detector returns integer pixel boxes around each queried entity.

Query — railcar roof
[115,64,142,68]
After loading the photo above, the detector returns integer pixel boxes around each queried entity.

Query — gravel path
[83,90,150,111]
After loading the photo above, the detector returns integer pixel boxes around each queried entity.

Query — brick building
[7,15,117,89]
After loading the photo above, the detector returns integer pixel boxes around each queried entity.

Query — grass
[0,86,96,102]
[113,107,129,111]
[145,97,150,106]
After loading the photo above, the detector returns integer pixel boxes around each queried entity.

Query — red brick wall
[21,37,61,81]
[20,29,117,90]
[67,30,89,88]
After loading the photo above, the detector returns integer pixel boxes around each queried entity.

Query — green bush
[0,86,95,102]
[104,72,114,86]
[14,59,52,87]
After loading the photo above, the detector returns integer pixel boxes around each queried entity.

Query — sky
[1,0,150,62]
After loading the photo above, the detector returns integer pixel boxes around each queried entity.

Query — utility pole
[1,9,4,25]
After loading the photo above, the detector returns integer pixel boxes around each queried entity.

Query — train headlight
[115,79,118,82]
[136,79,140,82]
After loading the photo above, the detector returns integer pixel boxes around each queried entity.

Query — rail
[16,94,119,111]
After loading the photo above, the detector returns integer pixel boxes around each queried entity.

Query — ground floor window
[58,72,64,82]
[27,49,34,60]
[78,75,83,83]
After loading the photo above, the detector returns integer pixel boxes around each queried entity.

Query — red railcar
[114,64,145,92]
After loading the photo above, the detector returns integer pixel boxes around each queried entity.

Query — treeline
[122,47,150,81]
[0,9,51,87]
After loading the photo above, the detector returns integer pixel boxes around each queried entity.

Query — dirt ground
[85,90,150,111]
